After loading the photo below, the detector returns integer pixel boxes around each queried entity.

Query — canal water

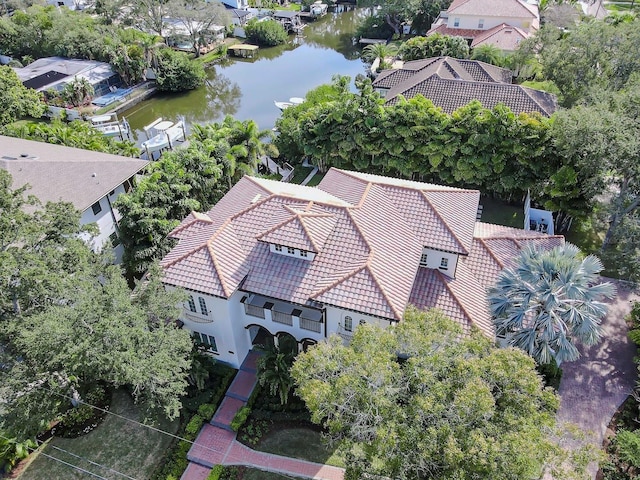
[123,7,370,144]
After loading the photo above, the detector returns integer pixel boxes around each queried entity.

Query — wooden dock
[228,44,259,58]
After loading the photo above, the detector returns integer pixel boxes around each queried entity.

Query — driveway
[556,278,639,477]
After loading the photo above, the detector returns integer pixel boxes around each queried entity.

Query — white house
[0,136,148,263]
[428,0,539,51]
[160,168,563,368]
[217,0,249,9]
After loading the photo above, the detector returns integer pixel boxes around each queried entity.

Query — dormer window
[275,245,282,252]
[287,247,295,254]
[300,250,308,258]
[453,17,460,27]
[420,253,428,266]
[440,258,449,270]
[478,18,484,28]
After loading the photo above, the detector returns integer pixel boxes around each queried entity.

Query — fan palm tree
[488,243,616,365]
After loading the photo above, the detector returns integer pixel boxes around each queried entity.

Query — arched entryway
[275,332,298,355]
[247,324,274,350]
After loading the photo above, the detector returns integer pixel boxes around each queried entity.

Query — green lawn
[254,428,345,468]
[304,170,326,187]
[478,196,522,228]
[22,389,179,480]
[290,166,314,184]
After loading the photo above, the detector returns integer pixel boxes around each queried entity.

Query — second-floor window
[275,245,282,251]
[440,258,449,270]
[187,295,196,312]
[91,201,102,215]
[344,316,353,332]
[287,247,295,254]
[453,17,460,27]
[420,253,428,266]
[300,250,308,258]
[478,18,484,28]
[198,297,208,316]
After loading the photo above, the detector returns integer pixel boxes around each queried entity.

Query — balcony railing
[272,310,293,326]
[244,303,265,319]
[300,317,322,333]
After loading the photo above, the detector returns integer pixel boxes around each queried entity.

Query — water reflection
[123,7,367,140]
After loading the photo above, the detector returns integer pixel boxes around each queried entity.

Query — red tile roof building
[161,169,563,367]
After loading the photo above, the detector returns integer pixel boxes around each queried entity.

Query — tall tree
[165,0,229,57]
[489,243,616,366]
[1,264,192,438]
[292,307,590,479]
[0,66,44,126]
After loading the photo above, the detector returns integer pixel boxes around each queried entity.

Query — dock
[228,44,259,58]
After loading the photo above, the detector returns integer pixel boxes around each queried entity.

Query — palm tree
[471,44,504,67]
[488,243,616,366]
[257,343,295,405]
[362,42,398,67]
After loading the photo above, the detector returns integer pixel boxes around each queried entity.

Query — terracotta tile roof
[471,23,530,51]
[447,0,538,19]
[161,171,563,334]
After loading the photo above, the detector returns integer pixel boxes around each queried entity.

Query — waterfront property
[0,136,148,263]
[372,56,557,116]
[428,0,539,52]
[160,168,563,368]
[13,56,121,97]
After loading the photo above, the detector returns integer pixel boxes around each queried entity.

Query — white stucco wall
[447,14,536,31]
[420,248,458,279]
[325,305,393,340]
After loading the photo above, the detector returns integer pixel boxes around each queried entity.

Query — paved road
[556,278,639,478]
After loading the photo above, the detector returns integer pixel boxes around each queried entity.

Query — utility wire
[0,433,109,480]
[43,442,140,480]
[32,384,308,480]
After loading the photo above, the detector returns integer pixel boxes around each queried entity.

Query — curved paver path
[184,424,344,480]
[556,278,639,478]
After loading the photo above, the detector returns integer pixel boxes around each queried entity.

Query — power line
[32,384,306,480]
[44,443,140,480]
[0,434,109,480]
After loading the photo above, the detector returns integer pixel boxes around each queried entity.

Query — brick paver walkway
[555,279,639,479]
[182,350,346,480]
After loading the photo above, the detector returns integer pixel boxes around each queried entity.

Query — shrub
[154,48,206,92]
[54,385,110,438]
[206,464,225,480]
[198,403,217,421]
[245,19,288,47]
[185,414,205,441]
[536,359,563,391]
[614,430,640,471]
[230,406,251,432]
[398,34,469,61]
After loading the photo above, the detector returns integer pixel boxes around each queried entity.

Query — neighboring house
[227,7,253,26]
[160,168,563,368]
[428,0,539,52]
[163,18,226,53]
[0,136,148,263]
[13,57,121,97]
[46,0,89,9]
[218,0,249,9]
[372,56,557,116]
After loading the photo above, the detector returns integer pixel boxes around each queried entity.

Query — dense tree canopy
[0,172,193,438]
[356,0,452,36]
[244,19,288,47]
[398,34,469,61]
[0,66,45,126]
[489,243,615,366]
[155,48,206,92]
[292,307,589,479]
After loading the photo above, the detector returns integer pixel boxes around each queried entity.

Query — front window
[187,295,196,312]
[344,316,353,332]
[198,297,208,316]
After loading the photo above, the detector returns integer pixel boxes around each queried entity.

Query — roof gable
[448,0,537,19]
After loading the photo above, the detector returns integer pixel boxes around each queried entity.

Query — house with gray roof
[0,136,148,263]
[372,56,557,116]
[428,0,539,51]
[160,168,563,368]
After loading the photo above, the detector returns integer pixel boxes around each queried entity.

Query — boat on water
[141,118,187,159]
[274,100,294,111]
[89,113,131,141]
[289,97,304,105]
[310,1,328,17]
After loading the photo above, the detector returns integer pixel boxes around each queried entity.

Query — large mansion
[160,169,563,368]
